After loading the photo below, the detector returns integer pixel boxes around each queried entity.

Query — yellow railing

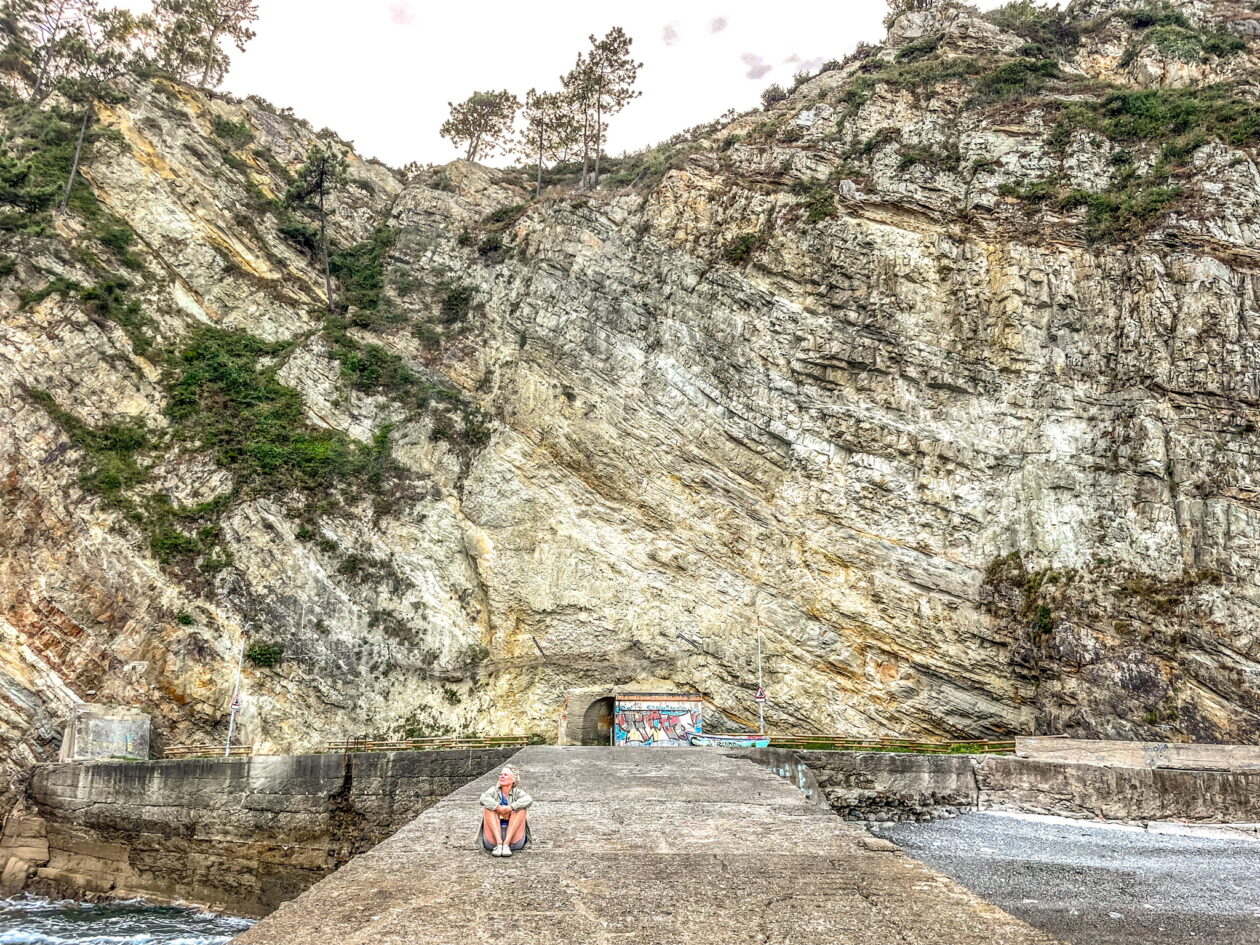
[164,744,254,759]
[765,734,1016,754]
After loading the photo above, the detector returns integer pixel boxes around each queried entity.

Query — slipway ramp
[234,746,1058,945]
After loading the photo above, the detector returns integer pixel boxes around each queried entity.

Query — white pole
[225,633,246,757]
[757,625,764,735]
[753,589,765,735]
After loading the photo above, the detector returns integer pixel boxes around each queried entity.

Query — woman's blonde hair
[501,763,521,785]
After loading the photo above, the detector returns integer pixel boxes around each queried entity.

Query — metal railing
[765,734,1016,754]
[325,735,532,753]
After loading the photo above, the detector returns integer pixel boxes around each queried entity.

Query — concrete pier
[235,747,1059,945]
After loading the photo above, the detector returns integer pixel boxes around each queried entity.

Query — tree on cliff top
[56,5,148,212]
[562,27,641,188]
[440,89,519,163]
[152,0,257,88]
[2,0,86,100]
[519,87,578,196]
[285,138,347,314]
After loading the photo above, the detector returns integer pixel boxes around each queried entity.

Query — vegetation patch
[25,388,150,500]
[897,143,961,173]
[80,278,156,354]
[21,277,155,354]
[322,321,490,447]
[1002,84,1260,241]
[984,1,1081,58]
[211,116,255,150]
[723,232,763,265]
[973,57,1060,101]
[895,34,944,63]
[790,178,838,222]
[245,641,285,667]
[168,325,394,496]
[440,281,477,322]
[330,226,397,325]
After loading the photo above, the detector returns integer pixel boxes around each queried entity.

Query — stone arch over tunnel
[580,696,615,746]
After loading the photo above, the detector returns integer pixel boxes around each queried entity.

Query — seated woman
[478,764,532,857]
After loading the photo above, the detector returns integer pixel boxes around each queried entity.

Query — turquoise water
[0,896,253,945]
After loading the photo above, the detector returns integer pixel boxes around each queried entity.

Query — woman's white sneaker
[501,845,513,857]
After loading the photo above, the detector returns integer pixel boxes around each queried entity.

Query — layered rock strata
[3,0,1260,820]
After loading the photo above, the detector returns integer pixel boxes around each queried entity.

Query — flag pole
[754,589,764,735]
[225,633,246,757]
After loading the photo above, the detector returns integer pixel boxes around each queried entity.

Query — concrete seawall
[3,745,1256,921]
[736,749,1260,826]
[0,748,516,915]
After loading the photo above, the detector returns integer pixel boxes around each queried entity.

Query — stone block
[1,857,34,893]
[59,704,151,762]
[35,866,114,893]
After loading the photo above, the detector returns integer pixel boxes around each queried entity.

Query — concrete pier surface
[880,812,1260,945]
[234,746,1059,945]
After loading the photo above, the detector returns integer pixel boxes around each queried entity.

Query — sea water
[0,896,253,945]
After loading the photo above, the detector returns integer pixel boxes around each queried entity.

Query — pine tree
[586,27,640,188]
[560,51,598,188]
[439,89,519,163]
[0,1,38,94]
[285,139,347,313]
[1,0,90,100]
[56,5,143,212]
[152,0,256,88]
[562,28,641,189]
[519,87,578,197]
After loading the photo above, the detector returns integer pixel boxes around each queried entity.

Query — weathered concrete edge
[1015,736,1260,772]
[0,747,520,915]
[731,748,1260,827]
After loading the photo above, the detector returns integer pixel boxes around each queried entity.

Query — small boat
[689,733,771,748]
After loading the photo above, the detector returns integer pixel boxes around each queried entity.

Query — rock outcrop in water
[3,0,1260,811]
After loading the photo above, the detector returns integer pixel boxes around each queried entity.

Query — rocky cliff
[3,0,1260,812]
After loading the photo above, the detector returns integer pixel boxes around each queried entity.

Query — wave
[0,896,250,945]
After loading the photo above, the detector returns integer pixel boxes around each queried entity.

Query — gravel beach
[878,813,1260,945]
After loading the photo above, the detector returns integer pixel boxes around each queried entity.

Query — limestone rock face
[3,0,1260,814]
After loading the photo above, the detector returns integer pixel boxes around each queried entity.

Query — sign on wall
[613,692,703,746]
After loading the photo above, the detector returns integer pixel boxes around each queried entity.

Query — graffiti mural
[613,693,703,746]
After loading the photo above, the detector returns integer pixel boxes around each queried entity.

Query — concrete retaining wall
[0,748,517,916]
[762,750,1260,826]
[1014,736,1260,771]
[734,748,977,821]
[979,756,1260,822]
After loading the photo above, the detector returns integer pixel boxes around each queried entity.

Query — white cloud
[388,2,414,26]
[740,52,771,79]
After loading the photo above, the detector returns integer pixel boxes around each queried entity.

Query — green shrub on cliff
[245,641,285,667]
[25,388,150,499]
[212,117,255,150]
[167,325,392,495]
[724,232,762,265]
[330,226,397,324]
[984,1,1080,57]
[973,57,1059,101]
[791,178,838,222]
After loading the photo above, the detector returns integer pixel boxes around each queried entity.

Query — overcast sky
[139,0,1021,168]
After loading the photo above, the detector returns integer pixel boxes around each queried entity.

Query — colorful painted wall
[613,693,703,746]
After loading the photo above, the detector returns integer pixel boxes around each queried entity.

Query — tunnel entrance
[580,696,615,746]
